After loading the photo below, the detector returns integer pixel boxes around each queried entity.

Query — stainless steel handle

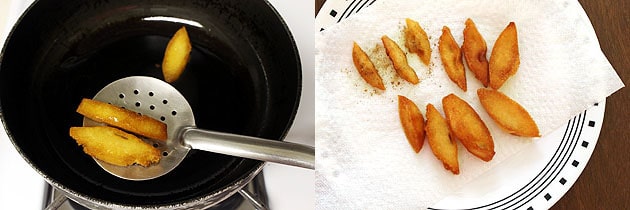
[239,189,268,210]
[182,128,315,169]
[44,190,67,210]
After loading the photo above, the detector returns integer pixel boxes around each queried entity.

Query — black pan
[0,0,300,208]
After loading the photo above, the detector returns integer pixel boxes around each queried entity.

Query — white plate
[315,1,604,209]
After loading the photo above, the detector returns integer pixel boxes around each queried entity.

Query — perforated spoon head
[83,76,195,180]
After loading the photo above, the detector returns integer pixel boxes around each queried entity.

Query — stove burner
[43,173,269,210]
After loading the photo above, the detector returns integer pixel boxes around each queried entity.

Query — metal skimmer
[83,76,314,180]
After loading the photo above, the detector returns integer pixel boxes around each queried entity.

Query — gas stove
[0,0,314,209]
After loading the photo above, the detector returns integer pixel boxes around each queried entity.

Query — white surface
[0,0,314,209]
[0,1,45,210]
[315,0,623,209]
[263,0,315,210]
[0,124,46,209]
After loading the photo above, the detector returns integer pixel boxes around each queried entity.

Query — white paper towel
[315,0,624,209]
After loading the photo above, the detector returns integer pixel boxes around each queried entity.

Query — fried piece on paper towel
[382,35,419,84]
[477,88,540,137]
[425,103,459,174]
[489,22,519,89]
[352,42,386,90]
[439,26,467,91]
[442,94,494,161]
[462,18,489,87]
[398,95,425,153]
[404,18,432,66]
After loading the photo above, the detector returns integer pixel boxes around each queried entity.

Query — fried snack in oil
[382,35,419,84]
[489,22,519,89]
[425,103,459,174]
[438,26,467,91]
[398,95,425,153]
[442,94,494,161]
[352,42,386,90]
[462,18,489,87]
[404,18,432,66]
[162,26,192,83]
[76,98,168,141]
[477,89,540,137]
[69,126,161,167]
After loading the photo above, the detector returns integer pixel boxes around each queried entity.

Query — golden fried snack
[76,98,168,141]
[404,18,432,66]
[69,126,161,167]
[442,94,494,161]
[438,26,467,91]
[425,104,459,174]
[382,35,419,84]
[398,95,425,153]
[352,42,386,90]
[162,26,192,83]
[489,22,519,89]
[477,88,540,137]
[462,18,489,87]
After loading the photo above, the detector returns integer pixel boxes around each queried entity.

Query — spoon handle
[182,128,315,169]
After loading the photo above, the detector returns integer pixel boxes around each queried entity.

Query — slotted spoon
[83,76,314,180]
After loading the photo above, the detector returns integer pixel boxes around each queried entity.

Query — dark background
[315,0,629,209]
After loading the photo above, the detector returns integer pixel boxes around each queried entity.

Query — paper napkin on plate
[315,0,624,209]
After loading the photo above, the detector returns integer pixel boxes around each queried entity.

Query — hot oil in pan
[7,0,297,205]
[45,21,268,201]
